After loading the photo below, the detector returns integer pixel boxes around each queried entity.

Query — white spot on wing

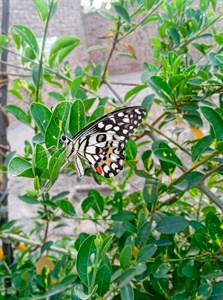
[111,153,119,161]
[98,122,104,129]
[123,118,130,123]
[118,112,124,117]
[105,124,113,130]
[104,165,110,173]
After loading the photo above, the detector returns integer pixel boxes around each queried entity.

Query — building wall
[1,1,223,75]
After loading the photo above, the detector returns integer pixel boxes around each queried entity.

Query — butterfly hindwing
[74,106,146,177]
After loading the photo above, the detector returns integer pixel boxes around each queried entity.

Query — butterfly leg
[74,155,85,178]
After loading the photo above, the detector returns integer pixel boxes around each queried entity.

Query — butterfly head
[60,134,71,146]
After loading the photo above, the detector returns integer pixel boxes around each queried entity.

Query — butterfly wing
[73,106,146,177]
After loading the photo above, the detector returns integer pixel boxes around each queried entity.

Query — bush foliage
[1,0,223,299]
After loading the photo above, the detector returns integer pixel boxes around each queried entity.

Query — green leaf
[4,104,29,125]
[71,76,83,98]
[143,0,155,10]
[169,75,185,89]
[76,235,96,287]
[120,284,134,300]
[83,98,96,113]
[57,199,76,216]
[48,92,65,102]
[150,76,172,103]
[182,265,200,279]
[0,35,10,53]
[154,148,183,167]
[82,196,94,214]
[156,215,189,234]
[173,172,204,193]
[49,35,80,67]
[86,74,101,91]
[210,282,223,300]
[32,64,43,88]
[45,101,70,149]
[137,244,157,263]
[169,27,180,46]
[30,103,52,135]
[200,0,210,11]
[111,211,136,222]
[152,141,176,176]
[95,264,111,296]
[201,106,223,141]
[117,268,136,288]
[124,84,147,102]
[120,245,132,270]
[113,4,131,24]
[137,221,151,247]
[89,106,104,123]
[33,0,49,22]
[98,9,116,21]
[33,144,48,177]
[19,194,39,204]
[49,148,66,184]
[125,139,137,161]
[142,150,153,172]
[69,100,86,136]
[192,135,212,161]
[142,94,154,112]
[88,190,104,214]
[143,179,158,205]
[183,111,203,128]
[8,157,34,178]
[12,25,39,55]
[152,258,169,279]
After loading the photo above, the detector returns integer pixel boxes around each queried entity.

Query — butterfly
[60,106,146,178]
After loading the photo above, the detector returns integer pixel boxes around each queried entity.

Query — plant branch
[103,79,123,104]
[102,19,121,81]
[146,124,191,155]
[36,1,54,102]
[0,232,72,255]
[198,183,223,211]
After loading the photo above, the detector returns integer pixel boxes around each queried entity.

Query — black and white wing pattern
[62,106,146,178]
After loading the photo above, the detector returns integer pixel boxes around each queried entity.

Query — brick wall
[1,1,223,75]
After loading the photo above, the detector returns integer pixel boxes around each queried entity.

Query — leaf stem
[89,248,100,296]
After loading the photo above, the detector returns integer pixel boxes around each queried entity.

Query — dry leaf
[123,42,137,58]
[36,255,55,275]
[98,33,115,39]
[190,126,204,139]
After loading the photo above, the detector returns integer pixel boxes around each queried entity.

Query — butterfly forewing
[73,106,146,178]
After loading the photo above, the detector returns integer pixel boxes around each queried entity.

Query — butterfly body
[60,106,146,178]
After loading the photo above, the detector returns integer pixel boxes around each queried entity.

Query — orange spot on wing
[95,165,103,175]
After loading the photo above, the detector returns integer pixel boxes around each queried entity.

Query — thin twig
[151,112,167,126]
[102,20,121,80]
[103,79,123,104]
[36,1,54,102]
[203,162,223,180]
[110,81,138,86]
[0,232,72,255]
